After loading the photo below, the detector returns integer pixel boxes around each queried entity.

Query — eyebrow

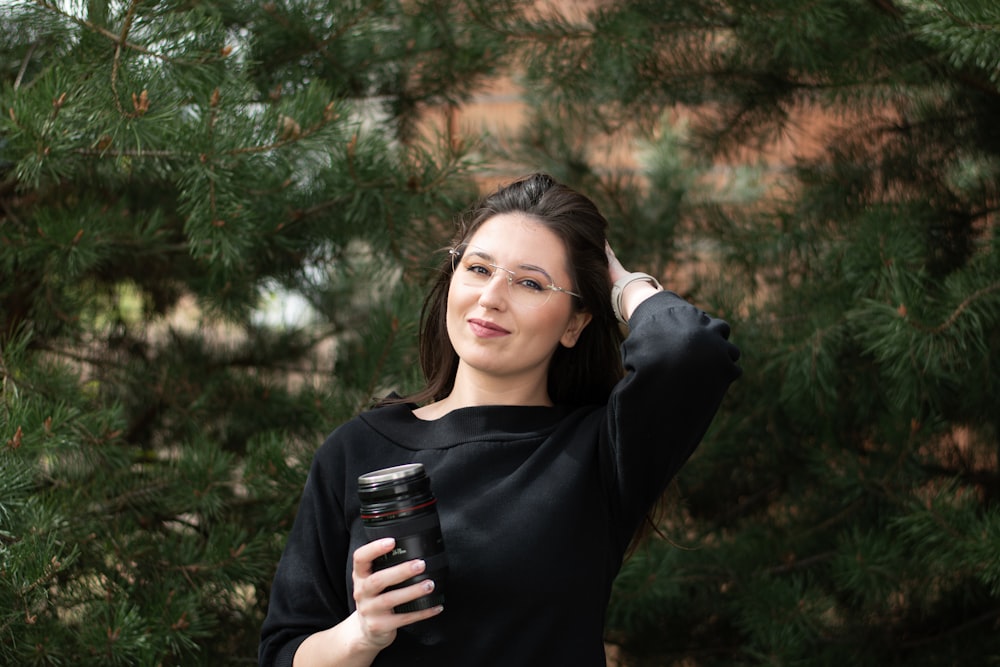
[466,246,554,281]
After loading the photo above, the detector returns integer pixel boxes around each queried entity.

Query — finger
[356,564,439,618]
[608,264,629,285]
[379,577,442,614]
[605,241,627,275]
[400,602,445,623]
[352,538,396,577]
[354,557,428,609]
[364,557,427,594]
[355,586,443,642]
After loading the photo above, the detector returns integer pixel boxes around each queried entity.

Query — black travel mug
[358,463,447,612]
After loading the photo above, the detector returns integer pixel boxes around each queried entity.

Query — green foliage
[0,0,516,663]
[489,0,1000,664]
[4,0,1000,664]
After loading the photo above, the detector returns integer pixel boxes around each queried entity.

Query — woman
[259,173,742,667]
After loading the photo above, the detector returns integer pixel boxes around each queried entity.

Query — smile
[468,318,510,338]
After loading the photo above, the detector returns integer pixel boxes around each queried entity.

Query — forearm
[619,280,662,323]
[293,613,382,667]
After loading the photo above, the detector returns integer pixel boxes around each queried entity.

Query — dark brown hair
[398,173,624,407]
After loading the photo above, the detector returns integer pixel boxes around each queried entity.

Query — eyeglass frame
[448,243,583,307]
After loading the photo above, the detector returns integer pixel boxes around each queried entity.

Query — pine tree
[485,0,1000,664]
[6,0,1000,665]
[0,1,513,664]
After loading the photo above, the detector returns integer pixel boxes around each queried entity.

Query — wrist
[293,613,386,667]
[346,611,393,655]
[611,272,662,326]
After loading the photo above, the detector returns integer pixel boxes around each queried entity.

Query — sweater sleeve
[605,290,741,543]
[259,440,350,667]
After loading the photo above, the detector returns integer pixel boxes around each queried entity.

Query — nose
[477,269,510,309]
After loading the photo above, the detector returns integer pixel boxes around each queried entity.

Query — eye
[515,276,546,292]
[464,260,493,278]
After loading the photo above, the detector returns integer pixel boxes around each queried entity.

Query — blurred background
[1,1,998,664]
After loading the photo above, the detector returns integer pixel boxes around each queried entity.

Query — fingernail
[433,605,444,614]
[380,538,395,549]
[410,559,425,572]
[423,580,435,592]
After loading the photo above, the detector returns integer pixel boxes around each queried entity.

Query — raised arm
[602,242,742,544]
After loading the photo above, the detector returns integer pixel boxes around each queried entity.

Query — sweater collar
[359,401,571,450]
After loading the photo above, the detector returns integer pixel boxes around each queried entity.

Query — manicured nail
[380,538,395,549]
[410,559,425,572]
[433,605,444,614]
[423,580,435,592]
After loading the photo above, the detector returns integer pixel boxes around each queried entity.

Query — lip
[468,318,510,338]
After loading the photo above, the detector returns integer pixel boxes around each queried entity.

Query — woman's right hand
[350,538,443,650]
[292,538,443,667]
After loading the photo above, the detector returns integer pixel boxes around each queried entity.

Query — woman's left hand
[605,241,630,283]
[606,241,664,324]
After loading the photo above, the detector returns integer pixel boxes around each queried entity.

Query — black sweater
[259,291,742,666]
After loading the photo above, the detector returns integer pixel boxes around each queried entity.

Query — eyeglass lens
[451,244,559,308]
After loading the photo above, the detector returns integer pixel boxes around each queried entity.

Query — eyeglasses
[449,243,582,308]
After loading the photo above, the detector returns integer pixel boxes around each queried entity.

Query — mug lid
[358,463,424,487]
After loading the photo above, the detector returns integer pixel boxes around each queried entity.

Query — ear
[560,310,592,348]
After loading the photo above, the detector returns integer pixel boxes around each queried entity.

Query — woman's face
[446,213,592,395]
